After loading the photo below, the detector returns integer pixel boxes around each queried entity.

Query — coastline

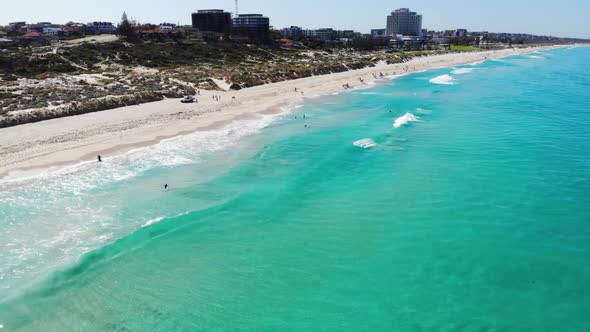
[0,46,561,182]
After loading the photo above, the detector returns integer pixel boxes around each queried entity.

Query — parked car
[180,96,194,103]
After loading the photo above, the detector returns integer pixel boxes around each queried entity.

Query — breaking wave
[393,113,421,128]
[353,138,377,149]
[430,74,455,85]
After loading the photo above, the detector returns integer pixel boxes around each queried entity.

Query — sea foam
[393,113,421,128]
[416,108,432,115]
[430,74,455,85]
[451,68,476,75]
[353,138,377,149]
[142,217,165,228]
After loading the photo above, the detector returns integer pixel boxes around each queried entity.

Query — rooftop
[236,14,266,18]
[195,9,228,14]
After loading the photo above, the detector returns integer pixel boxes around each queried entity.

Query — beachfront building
[20,31,50,44]
[8,22,26,30]
[455,29,468,37]
[386,8,422,36]
[64,22,87,37]
[158,23,178,32]
[302,29,317,39]
[191,10,232,34]
[281,26,303,40]
[314,28,335,41]
[232,14,270,43]
[42,27,64,36]
[87,22,117,34]
[371,29,386,39]
[26,23,55,33]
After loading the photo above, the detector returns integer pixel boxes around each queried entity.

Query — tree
[117,12,138,42]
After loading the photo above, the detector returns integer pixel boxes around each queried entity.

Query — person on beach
[97,155,102,162]
[164,184,169,191]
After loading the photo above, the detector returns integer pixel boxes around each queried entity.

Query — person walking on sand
[98,155,102,162]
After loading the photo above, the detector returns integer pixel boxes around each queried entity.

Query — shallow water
[1,47,589,331]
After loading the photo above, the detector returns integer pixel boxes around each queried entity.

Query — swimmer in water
[164,184,169,190]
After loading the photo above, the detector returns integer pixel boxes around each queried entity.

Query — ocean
[0,46,589,331]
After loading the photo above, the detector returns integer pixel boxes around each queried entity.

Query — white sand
[0,47,558,180]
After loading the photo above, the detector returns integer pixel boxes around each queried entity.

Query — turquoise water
[1,47,589,331]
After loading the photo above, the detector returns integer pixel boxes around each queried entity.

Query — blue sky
[1,0,588,38]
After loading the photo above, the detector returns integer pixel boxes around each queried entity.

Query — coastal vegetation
[450,45,481,52]
[0,39,402,126]
[0,37,555,127]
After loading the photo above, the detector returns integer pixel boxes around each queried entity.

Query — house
[20,31,50,44]
[43,27,64,36]
[87,22,117,34]
[8,22,26,30]
[26,23,55,33]
[158,23,177,32]
[65,22,87,37]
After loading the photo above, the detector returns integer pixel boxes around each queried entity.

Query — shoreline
[0,46,562,182]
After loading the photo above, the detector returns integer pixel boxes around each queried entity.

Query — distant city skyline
[1,0,589,39]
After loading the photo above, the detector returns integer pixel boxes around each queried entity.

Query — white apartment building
[386,8,422,36]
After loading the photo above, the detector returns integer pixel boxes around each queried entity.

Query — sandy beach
[0,46,557,181]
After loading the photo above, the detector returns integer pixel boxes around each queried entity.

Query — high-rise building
[232,14,270,43]
[386,8,422,36]
[191,9,232,34]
